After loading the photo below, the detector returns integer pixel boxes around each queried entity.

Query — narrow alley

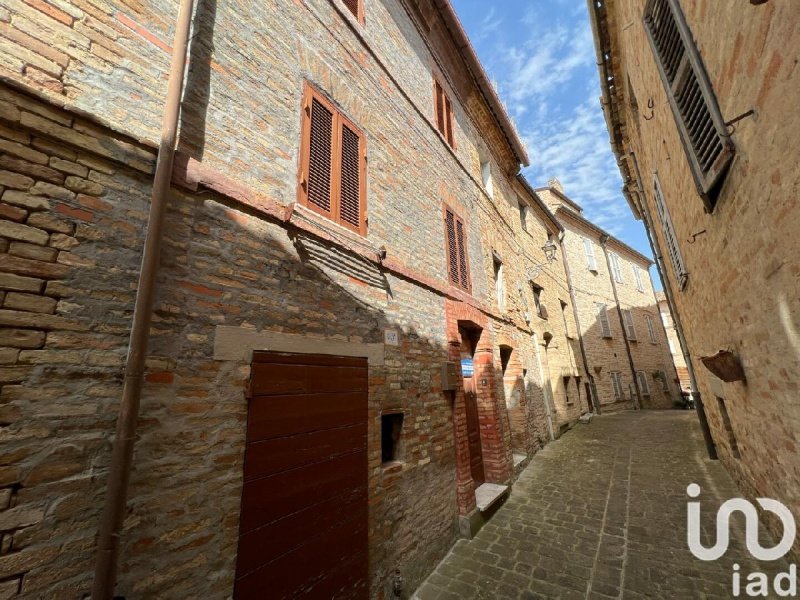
[414,412,785,600]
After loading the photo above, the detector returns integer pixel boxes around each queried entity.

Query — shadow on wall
[581,301,682,410]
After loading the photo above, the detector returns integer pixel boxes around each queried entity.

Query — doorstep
[475,482,509,512]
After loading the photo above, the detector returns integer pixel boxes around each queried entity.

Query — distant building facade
[590,0,800,557]
[656,291,689,393]
[540,182,680,411]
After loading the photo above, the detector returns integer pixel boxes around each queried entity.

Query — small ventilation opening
[717,397,741,459]
[381,412,404,464]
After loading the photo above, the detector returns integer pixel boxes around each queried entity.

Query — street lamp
[526,239,559,280]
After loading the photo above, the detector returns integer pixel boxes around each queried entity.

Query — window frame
[633,264,645,292]
[433,76,456,149]
[637,370,651,396]
[645,314,658,343]
[493,253,505,312]
[583,237,598,271]
[643,0,734,209]
[622,309,637,341]
[531,283,547,320]
[297,82,368,236]
[443,205,471,293]
[653,173,688,290]
[597,302,612,338]
[610,252,623,283]
[610,371,623,399]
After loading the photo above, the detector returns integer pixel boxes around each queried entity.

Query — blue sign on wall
[461,358,474,377]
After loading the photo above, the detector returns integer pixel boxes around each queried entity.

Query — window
[645,314,657,343]
[610,252,623,283]
[531,284,547,320]
[480,156,493,197]
[493,254,505,312]
[298,84,367,235]
[668,338,676,355]
[341,0,364,23]
[381,412,404,463]
[583,237,598,271]
[560,300,572,339]
[644,0,734,207]
[622,309,637,341]
[654,175,688,289]
[563,376,572,404]
[633,264,645,292]
[444,207,470,291]
[610,372,624,399]
[658,370,670,392]
[717,398,741,458]
[637,371,650,396]
[596,303,612,337]
[433,77,455,148]
[518,201,528,232]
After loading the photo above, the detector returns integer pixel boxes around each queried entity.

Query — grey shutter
[597,303,612,338]
[583,237,597,271]
[646,314,657,343]
[653,175,688,289]
[643,0,734,206]
[623,309,637,341]
[637,371,650,395]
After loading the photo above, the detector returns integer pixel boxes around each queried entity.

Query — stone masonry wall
[606,0,800,557]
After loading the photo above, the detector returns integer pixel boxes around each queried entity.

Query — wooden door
[235,352,369,599]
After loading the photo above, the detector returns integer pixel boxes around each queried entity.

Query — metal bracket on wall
[643,98,655,120]
[724,108,756,135]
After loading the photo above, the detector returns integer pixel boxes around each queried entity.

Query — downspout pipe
[92,0,196,596]
[626,157,717,459]
[558,233,600,414]
[600,235,643,409]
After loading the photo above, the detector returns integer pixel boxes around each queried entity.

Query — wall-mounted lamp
[527,239,559,280]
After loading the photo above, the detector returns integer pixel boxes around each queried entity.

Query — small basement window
[381,412,404,463]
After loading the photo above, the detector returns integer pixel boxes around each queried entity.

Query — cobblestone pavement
[413,411,789,599]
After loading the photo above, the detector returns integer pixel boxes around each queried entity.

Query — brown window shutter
[306,96,334,215]
[455,216,469,290]
[445,209,459,285]
[342,0,360,20]
[434,80,445,135]
[338,120,364,233]
[444,95,454,147]
[644,0,733,207]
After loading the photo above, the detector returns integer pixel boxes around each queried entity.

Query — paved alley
[414,411,787,599]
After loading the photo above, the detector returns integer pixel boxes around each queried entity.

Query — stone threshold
[475,483,509,512]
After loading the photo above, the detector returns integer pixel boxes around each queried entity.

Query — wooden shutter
[643,0,733,206]
[653,174,688,289]
[433,77,455,149]
[444,207,469,292]
[645,314,657,342]
[597,303,612,338]
[305,95,334,215]
[610,253,623,283]
[455,217,469,289]
[299,84,367,235]
[583,237,597,271]
[338,117,365,234]
[637,371,650,395]
[633,265,644,291]
[623,309,637,341]
[611,372,623,398]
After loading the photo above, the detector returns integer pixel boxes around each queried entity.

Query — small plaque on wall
[384,329,399,346]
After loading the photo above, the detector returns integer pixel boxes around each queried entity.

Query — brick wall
[603,0,800,557]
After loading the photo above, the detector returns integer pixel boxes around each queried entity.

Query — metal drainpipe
[626,156,718,459]
[558,233,600,414]
[599,236,643,409]
[92,0,196,596]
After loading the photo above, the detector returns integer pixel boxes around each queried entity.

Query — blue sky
[451,0,661,288]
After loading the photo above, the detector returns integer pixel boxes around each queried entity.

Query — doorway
[459,324,485,487]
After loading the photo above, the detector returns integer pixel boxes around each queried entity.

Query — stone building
[539,181,680,411]
[589,0,800,557]
[0,0,591,597]
[656,290,689,393]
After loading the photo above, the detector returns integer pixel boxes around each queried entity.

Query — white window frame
[481,160,493,198]
[633,265,645,292]
[645,314,657,343]
[494,256,505,312]
[610,252,623,283]
[583,237,598,271]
